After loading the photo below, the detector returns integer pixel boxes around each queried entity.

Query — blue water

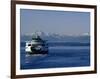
[20,41,90,70]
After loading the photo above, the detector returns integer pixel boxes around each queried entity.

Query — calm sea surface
[20,41,90,70]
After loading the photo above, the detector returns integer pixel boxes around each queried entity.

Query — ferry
[25,34,48,55]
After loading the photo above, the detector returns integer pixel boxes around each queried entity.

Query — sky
[20,9,90,36]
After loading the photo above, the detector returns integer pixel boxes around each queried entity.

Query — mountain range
[21,32,90,43]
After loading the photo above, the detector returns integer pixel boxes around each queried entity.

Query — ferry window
[28,44,31,46]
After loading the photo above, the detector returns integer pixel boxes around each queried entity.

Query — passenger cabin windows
[28,44,31,46]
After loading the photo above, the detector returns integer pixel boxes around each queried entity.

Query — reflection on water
[20,45,90,69]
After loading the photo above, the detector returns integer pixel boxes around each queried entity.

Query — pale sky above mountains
[20,9,90,36]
